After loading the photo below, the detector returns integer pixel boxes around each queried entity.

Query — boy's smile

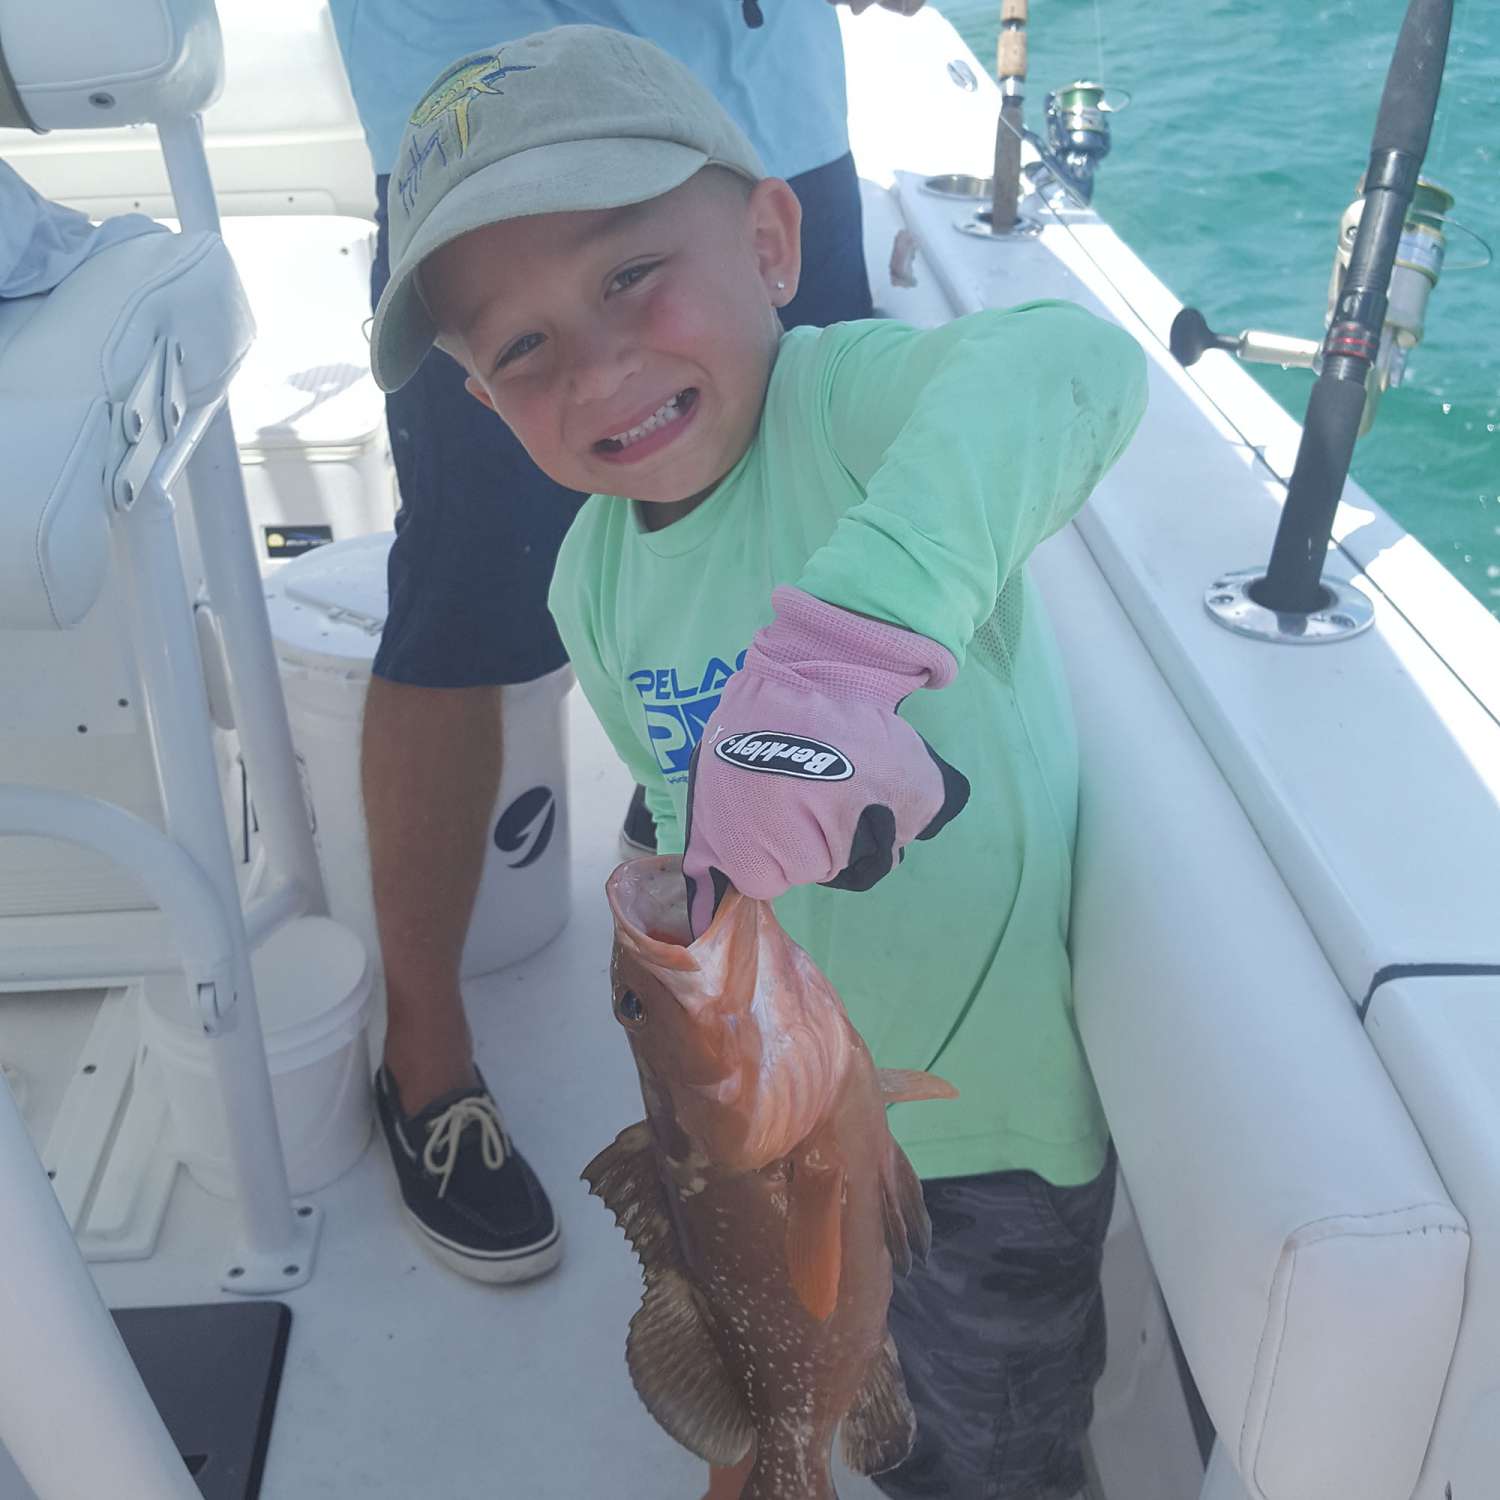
[593,386,698,465]
[422,170,802,513]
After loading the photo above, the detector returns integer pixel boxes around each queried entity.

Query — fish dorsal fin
[786,1152,845,1323]
[841,1334,917,1476]
[584,1123,755,1466]
[582,1121,678,1271]
[880,1142,932,1275]
[878,1067,959,1105]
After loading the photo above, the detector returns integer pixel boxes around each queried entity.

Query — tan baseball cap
[369,25,766,392]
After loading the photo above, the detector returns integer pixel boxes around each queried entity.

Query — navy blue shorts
[369,153,874,687]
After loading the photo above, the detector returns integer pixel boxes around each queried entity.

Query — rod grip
[999,0,1027,80]
[999,29,1027,78]
[1372,0,1452,159]
[1259,375,1370,612]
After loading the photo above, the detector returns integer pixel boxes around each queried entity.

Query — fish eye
[617,989,645,1024]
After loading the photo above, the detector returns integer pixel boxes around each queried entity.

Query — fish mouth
[606,855,743,968]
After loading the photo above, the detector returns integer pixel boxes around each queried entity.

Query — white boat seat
[0,0,222,132]
[0,229,253,629]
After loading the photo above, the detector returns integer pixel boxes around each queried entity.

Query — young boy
[370,25,1147,1500]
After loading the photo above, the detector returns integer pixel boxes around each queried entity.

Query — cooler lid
[221,215,386,453]
[145,915,368,1034]
[250,915,369,1034]
[264,531,392,669]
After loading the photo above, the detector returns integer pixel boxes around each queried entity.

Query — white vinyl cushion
[0,397,111,628]
[1034,527,1468,1500]
[1367,978,1500,1495]
[0,0,222,129]
[0,229,253,629]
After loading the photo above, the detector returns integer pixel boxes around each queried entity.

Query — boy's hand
[683,587,969,936]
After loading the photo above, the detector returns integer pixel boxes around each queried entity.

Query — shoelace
[421,1095,509,1199]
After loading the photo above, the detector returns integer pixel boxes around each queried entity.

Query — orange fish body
[584,857,956,1500]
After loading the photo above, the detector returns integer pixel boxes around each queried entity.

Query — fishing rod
[1260,0,1452,616]
[932,2,1117,239]
[990,0,1026,233]
[1177,0,1456,637]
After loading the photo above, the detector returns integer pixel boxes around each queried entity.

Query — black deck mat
[111,1301,291,1500]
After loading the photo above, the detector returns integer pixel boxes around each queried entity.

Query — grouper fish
[583,856,957,1500]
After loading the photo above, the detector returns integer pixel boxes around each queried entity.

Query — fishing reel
[1172,177,1487,436]
[1023,80,1117,207]
[924,77,1126,236]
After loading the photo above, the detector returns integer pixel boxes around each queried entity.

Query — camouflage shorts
[875,1148,1117,1500]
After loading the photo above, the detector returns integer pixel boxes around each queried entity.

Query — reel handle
[1170,308,1238,367]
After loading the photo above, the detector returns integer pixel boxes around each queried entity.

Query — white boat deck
[2,691,890,1500]
[0,689,886,1500]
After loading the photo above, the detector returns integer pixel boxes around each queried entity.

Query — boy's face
[423,171,802,506]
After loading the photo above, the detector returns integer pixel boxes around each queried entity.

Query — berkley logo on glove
[712,731,854,781]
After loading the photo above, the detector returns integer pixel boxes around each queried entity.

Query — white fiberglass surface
[0,991,108,1148]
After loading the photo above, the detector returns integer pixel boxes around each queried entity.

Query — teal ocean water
[931,0,1499,618]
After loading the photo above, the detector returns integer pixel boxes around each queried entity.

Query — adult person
[326,0,926,1283]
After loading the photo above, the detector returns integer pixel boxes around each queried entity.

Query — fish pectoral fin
[786,1159,844,1322]
[841,1334,917,1476]
[582,1121,676,1271]
[627,1270,755,1468]
[880,1143,932,1274]
[878,1067,959,1105]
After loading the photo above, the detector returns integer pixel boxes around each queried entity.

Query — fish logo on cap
[408,51,537,153]
[397,50,537,210]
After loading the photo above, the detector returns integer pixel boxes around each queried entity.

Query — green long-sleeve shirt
[550,302,1147,1184]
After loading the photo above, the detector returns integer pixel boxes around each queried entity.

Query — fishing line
[1092,0,1107,92]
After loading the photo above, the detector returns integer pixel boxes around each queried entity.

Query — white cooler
[140,915,374,1197]
[263,533,574,981]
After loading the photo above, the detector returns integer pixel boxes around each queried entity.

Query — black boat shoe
[619,783,658,857]
[374,1065,562,1284]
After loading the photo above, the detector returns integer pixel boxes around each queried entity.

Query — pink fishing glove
[683,586,970,936]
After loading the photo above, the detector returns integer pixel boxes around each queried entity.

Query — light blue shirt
[0,160,164,299]
[327,1,849,184]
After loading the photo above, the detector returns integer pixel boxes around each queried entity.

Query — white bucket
[263,532,573,981]
[140,915,373,1198]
